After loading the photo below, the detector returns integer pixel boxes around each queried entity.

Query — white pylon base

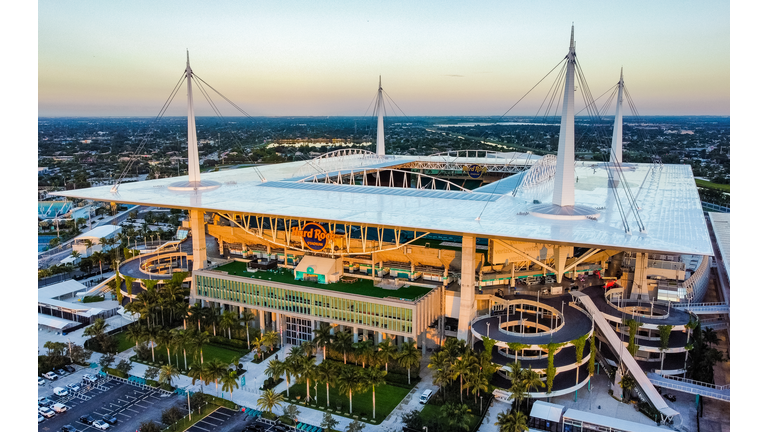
[168,180,221,191]
[529,203,600,220]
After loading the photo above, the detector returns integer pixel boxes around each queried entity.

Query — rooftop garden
[214,261,433,301]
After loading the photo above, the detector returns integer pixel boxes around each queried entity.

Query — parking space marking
[125,407,141,413]
[117,412,132,418]
[189,425,211,432]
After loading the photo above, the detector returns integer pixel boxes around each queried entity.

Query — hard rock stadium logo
[292,223,336,251]
[462,164,487,179]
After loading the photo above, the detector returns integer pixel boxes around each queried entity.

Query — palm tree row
[428,337,499,405]
[128,325,215,369]
[188,357,241,400]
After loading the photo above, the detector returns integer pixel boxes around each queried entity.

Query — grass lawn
[283,379,410,423]
[216,261,433,301]
[695,179,730,192]
[114,332,135,353]
[132,340,249,371]
[420,403,482,431]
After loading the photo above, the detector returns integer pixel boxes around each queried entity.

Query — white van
[419,389,434,404]
[52,403,68,413]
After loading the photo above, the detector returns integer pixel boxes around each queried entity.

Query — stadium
[55,28,716,424]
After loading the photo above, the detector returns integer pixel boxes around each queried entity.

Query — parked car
[92,419,110,430]
[82,374,98,384]
[38,414,44,423]
[38,406,56,418]
[52,403,68,413]
[53,387,69,397]
[62,425,78,432]
[64,365,77,373]
[419,389,434,404]
[56,368,68,376]
[43,371,59,381]
[102,415,118,425]
[38,397,54,407]
[67,383,81,392]
[79,414,95,425]
[38,377,46,386]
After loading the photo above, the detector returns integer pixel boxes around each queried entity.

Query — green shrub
[262,412,277,421]
[83,295,105,303]
[209,335,249,350]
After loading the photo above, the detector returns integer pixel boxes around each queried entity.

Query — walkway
[647,373,730,402]
[571,291,680,422]
[672,302,730,315]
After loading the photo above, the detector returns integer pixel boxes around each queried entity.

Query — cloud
[443,74,465,78]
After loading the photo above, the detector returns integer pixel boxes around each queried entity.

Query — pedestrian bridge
[672,302,729,315]
[647,373,730,402]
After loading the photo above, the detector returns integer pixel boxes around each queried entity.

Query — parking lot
[186,408,287,432]
[38,378,184,432]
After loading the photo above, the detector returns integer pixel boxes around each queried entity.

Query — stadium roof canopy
[55,155,713,256]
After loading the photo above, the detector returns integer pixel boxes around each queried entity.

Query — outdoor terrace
[212,261,434,302]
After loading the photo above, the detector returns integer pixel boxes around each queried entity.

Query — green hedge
[209,335,249,350]
[83,295,105,303]
[262,412,277,421]
[102,367,128,378]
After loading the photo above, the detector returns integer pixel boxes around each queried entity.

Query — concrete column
[353,327,359,343]
[631,253,649,300]
[190,209,207,271]
[554,246,569,283]
[259,309,265,331]
[271,312,277,332]
[410,263,415,281]
[457,235,477,341]
[377,331,383,344]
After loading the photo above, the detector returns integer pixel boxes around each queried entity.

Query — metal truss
[400,150,535,174]
[215,212,432,257]
[296,168,472,192]
[292,149,392,178]
[518,154,557,190]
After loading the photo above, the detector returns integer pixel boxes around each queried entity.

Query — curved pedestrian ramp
[647,373,730,402]
[571,291,680,424]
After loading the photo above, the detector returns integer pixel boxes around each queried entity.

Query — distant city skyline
[38,1,729,117]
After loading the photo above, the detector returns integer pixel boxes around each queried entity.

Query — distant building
[38,167,50,175]
[72,225,122,258]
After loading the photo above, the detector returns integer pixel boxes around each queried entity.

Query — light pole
[480,395,484,413]
[486,322,490,337]
[423,427,428,432]
[187,389,191,420]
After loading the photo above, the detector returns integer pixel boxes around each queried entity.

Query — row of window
[196,275,414,333]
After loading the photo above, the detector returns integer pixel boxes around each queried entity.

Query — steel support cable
[193,74,253,118]
[534,62,568,118]
[192,75,267,181]
[573,61,633,232]
[497,58,567,121]
[113,71,187,190]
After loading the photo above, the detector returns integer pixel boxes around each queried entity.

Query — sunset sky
[38,1,730,117]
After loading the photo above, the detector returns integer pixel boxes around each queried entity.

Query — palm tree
[702,327,718,348]
[336,367,362,414]
[465,367,489,404]
[126,325,145,349]
[333,331,354,364]
[257,388,284,415]
[158,364,180,387]
[296,355,316,403]
[240,310,256,348]
[363,366,387,419]
[189,303,204,332]
[83,317,110,339]
[376,338,398,372]
[495,408,529,432]
[188,361,207,394]
[315,360,337,408]
[397,340,421,385]
[220,310,239,340]
[156,328,173,365]
[442,402,473,432]
[191,331,210,364]
[169,329,182,369]
[265,359,291,399]
[428,350,452,397]
[300,341,315,358]
[658,324,673,372]
[221,370,240,400]
[451,354,473,404]
[70,250,81,260]
[520,368,543,411]
[619,373,635,402]
[353,340,375,368]
[144,326,159,362]
[263,330,280,352]
[251,334,264,361]
[312,323,333,360]
[204,359,229,394]
[443,337,466,359]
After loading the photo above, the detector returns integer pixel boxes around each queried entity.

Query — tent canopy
[530,401,565,423]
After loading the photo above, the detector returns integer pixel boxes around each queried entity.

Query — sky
[38,1,730,116]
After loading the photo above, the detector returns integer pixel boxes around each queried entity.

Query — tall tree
[188,361,208,394]
[337,367,362,414]
[240,310,256,348]
[221,370,240,400]
[315,360,337,408]
[158,364,179,387]
[332,330,354,364]
[257,388,284,415]
[156,328,173,365]
[397,340,421,385]
[312,323,333,360]
[363,366,387,419]
[376,338,398,372]
[266,359,291,399]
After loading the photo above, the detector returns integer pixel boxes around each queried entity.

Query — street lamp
[423,427,428,432]
[486,321,490,337]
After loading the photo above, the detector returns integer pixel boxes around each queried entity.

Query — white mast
[186,51,201,184]
[376,76,385,156]
[552,25,576,207]
[610,68,624,165]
